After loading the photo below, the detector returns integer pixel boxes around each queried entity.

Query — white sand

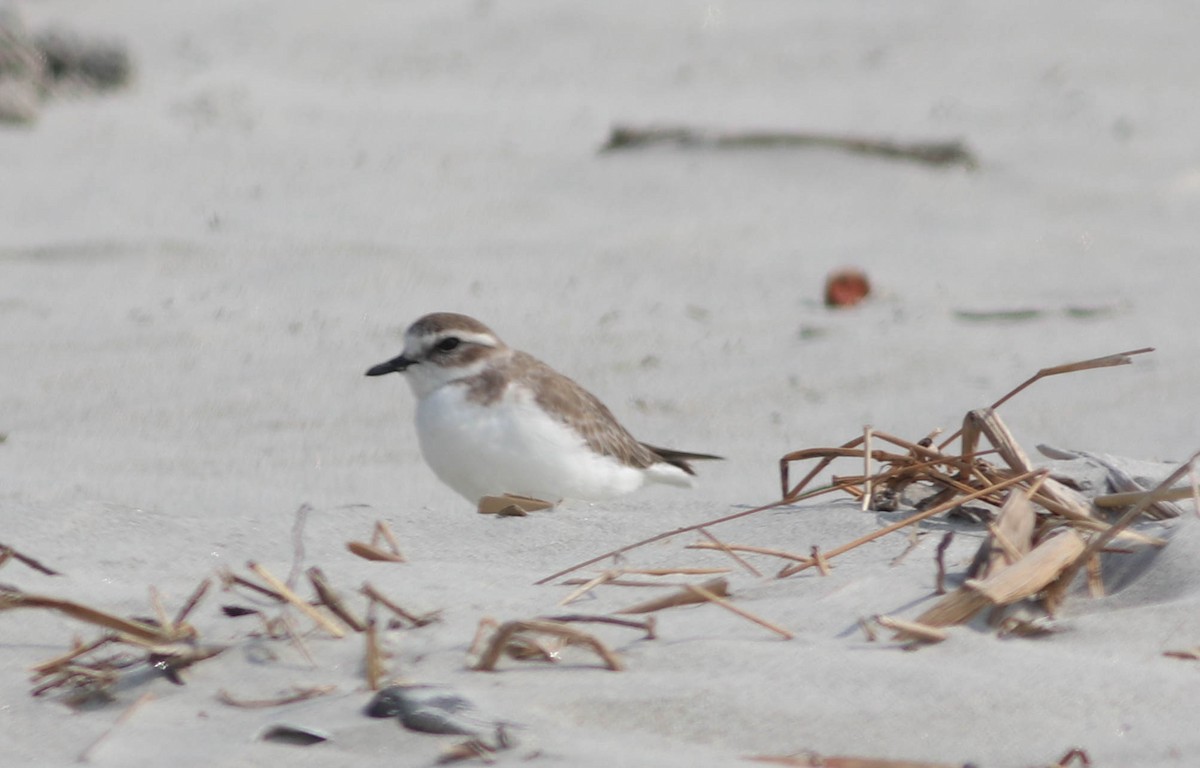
[3,2,1200,766]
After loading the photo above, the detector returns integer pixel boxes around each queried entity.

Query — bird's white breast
[414,380,653,503]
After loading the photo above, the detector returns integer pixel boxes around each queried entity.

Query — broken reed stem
[172,579,212,627]
[617,577,731,614]
[0,543,61,576]
[934,532,954,595]
[218,568,286,602]
[247,562,344,638]
[686,584,794,640]
[810,547,831,576]
[875,615,948,644]
[373,520,402,554]
[360,582,434,626]
[1054,450,1200,595]
[686,542,813,564]
[557,571,616,607]
[780,430,990,503]
[307,567,366,632]
[1094,486,1199,508]
[539,614,657,640]
[535,485,848,586]
[0,589,175,645]
[698,527,762,577]
[778,469,1044,578]
[365,616,384,691]
[938,347,1154,450]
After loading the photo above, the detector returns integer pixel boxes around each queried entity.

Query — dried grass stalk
[686,542,813,565]
[0,587,180,644]
[875,615,948,644]
[0,543,61,576]
[685,584,794,640]
[247,562,344,638]
[616,578,730,614]
[347,520,406,562]
[307,567,365,632]
[217,684,337,709]
[472,619,622,672]
[699,527,762,576]
[361,582,439,627]
[778,469,1042,578]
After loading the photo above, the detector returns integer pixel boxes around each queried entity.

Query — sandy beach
[3,2,1199,766]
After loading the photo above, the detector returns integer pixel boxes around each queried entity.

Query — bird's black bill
[366,354,416,376]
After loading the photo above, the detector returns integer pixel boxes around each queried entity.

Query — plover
[366,312,720,505]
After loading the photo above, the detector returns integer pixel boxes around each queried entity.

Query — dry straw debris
[539,347,1196,645]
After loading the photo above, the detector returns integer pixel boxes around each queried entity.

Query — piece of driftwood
[600,124,977,169]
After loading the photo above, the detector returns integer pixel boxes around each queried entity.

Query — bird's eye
[435,337,461,353]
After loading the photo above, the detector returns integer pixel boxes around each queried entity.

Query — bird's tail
[641,443,723,477]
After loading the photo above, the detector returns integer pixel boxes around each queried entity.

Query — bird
[365,312,721,505]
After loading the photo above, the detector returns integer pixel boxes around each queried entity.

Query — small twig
[365,613,385,690]
[307,567,366,632]
[538,614,657,640]
[778,469,1042,578]
[217,568,285,602]
[875,614,948,644]
[698,528,762,577]
[685,584,794,640]
[809,546,831,576]
[247,562,344,638]
[535,484,847,585]
[361,582,438,626]
[934,532,954,595]
[172,579,212,627]
[0,543,61,576]
[0,588,176,644]
[686,542,813,565]
[617,578,731,614]
[217,684,337,709]
[557,571,616,607]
